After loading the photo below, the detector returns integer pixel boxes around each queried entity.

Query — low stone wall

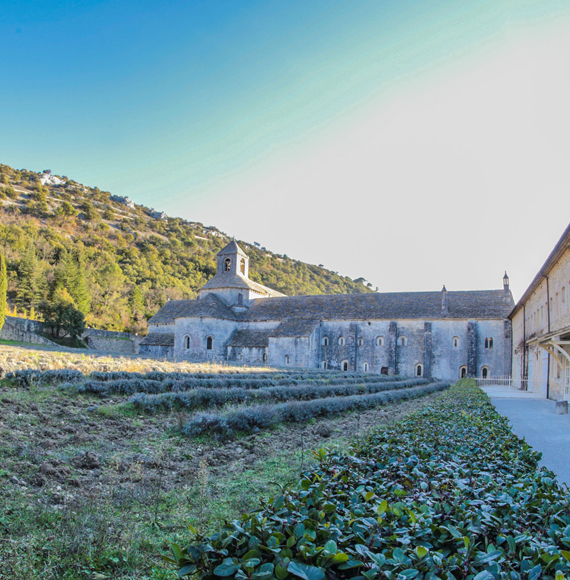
[83,335,140,354]
[0,320,56,346]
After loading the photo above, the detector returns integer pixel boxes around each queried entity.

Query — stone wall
[0,319,56,346]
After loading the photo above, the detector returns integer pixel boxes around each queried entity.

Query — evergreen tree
[0,254,7,331]
[17,244,38,308]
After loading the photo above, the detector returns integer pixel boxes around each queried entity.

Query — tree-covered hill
[0,164,373,332]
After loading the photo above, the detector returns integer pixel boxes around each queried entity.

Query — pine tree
[0,254,7,331]
[17,244,38,308]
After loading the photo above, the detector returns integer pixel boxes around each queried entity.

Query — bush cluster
[130,378,429,414]
[6,368,83,387]
[170,381,570,580]
[67,374,408,397]
[181,381,449,437]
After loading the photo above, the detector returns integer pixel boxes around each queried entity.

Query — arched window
[184,335,190,350]
[321,361,327,369]
[338,336,345,346]
[452,336,459,348]
[376,336,384,346]
[321,336,329,346]
[358,337,364,347]
[489,338,493,349]
[206,336,213,350]
[342,360,349,371]
[481,366,489,379]
[415,363,423,377]
[459,366,467,378]
[363,362,369,372]
[224,258,231,271]
[285,355,290,365]
[398,336,407,347]
[262,352,268,362]
[484,338,489,349]
[240,258,246,275]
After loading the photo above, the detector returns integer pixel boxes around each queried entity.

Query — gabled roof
[227,329,270,347]
[147,293,237,324]
[509,222,570,319]
[200,273,285,297]
[269,318,319,337]
[139,332,174,346]
[217,240,247,257]
[243,290,514,321]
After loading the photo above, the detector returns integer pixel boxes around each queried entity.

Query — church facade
[141,241,514,381]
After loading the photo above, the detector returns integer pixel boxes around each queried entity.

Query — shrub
[7,369,84,387]
[181,381,449,437]
[170,381,570,579]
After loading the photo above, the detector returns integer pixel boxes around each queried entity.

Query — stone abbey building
[141,241,514,380]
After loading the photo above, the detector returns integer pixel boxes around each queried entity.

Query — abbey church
[141,241,514,381]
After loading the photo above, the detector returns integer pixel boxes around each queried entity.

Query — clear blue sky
[1,1,570,299]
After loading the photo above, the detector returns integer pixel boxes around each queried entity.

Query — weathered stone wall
[83,336,138,354]
[0,320,55,346]
[173,317,239,360]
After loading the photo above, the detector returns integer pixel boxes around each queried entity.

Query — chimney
[503,272,509,293]
[441,285,449,315]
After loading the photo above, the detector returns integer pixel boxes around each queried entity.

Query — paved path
[491,397,570,487]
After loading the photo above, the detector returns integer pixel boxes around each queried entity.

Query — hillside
[0,164,373,332]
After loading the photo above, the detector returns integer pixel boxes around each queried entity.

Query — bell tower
[216,240,249,279]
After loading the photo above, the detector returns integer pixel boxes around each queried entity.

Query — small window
[338,337,345,346]
[342,360,349,371]
[380,367,389,375]
[321,336,329,346]
[238,293,243,305]
[321,361,327,369]
[363,362,369,372]
[240,258,245,275]
[452,336,459,348]
[459,366,467,378]
[224,258,231,271]
[262,352,268,362]
[358,337,363,347]
[484,338,489,349]
[285,355,290,365]
[206,336,213,350]
[415,363,423,377]
[398,336,407,347]
[184,335,190,350]
[376,336,384,346]
[481,366,489,379]
[238,352,242,361]
[489,338,493,349]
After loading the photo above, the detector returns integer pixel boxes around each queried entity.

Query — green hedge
[168,380,570,579]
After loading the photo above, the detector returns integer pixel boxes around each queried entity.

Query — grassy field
[0,353,448,579]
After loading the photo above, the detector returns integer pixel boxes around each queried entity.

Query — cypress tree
[0,254,7,331]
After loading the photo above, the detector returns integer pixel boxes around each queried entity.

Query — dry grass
[0,345,272,375]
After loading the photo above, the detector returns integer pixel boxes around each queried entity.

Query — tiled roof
[217,240,247,257]
[269,319,319,337]
[200,273,285,297]
[139,332,174,346]
[227,329,270,347]
[244,290,514,321]
[147,294,236,324]
[148,289,514,326]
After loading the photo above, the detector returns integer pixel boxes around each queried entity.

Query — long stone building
[510,223,570,399]
[141,241,514,380]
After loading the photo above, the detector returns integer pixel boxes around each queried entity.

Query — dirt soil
[0,384,442,504]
